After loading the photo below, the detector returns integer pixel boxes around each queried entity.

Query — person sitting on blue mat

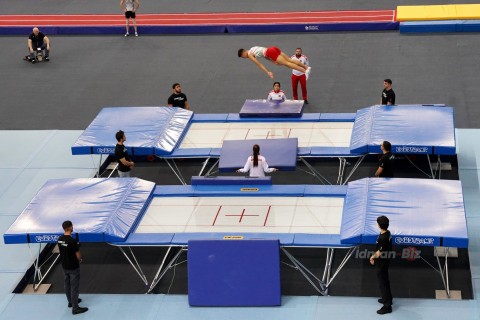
[236,144,278,177]
[267,82,286,102]
[238,46,311,80]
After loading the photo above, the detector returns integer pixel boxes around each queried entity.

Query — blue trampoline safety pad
[71,107,193,156]
[340,178,468,248]
[239,99,304,118]
[188,239,281,306]
[219,138,298,172]
[350,105,456,155]
[3,178,155,244]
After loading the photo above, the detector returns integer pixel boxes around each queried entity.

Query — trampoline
[4,177,467,296]
[71,104,456,185]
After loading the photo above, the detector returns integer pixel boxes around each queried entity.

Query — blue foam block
[239,100,304,118]
[218,138,298,172]
[188,240,281,306]
[191,176,272,185]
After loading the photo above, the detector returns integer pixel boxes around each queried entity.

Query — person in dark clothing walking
[370,215,393,315]
[57,221,88,315]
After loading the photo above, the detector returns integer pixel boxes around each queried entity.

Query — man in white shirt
[120,0,140,36]
[267,82,286,102]
[291,48,309,104]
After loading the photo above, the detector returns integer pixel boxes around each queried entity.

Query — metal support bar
[281,246,357,296]
[198,157,211,176]
[118,246,148,286]
[28,243,60,291]
[148,246,186,293]
[341,155,366,185]
[163,158,187,185]
[204,159,220,177]
[298,157,332,185]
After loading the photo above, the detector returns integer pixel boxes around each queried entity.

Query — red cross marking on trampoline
[212,205,272,226]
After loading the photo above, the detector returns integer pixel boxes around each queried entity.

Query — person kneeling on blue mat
[24,27,50,64]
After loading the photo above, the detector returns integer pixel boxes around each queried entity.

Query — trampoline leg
[163,158,187,185]
[117,246,148,287]
[427,155,435,179]
[299,157,332,185]
[435,247,450,297]
[325,247,357,288]
[30,243,61,291]
[337,158,346,185]
[342,155,365,185]
[198,157,211,176]
[204,159,220,177]
[148,246,186,294]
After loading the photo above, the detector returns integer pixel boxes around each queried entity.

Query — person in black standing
[370,215,393,315]
[167,83,191,110]
[25,27,51,63]
[381,79,395,105]
[115,130,134,177]
[375,141,394,178]
[58,221,88,315]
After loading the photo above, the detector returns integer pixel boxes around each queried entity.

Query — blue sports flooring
[0,129,479,320]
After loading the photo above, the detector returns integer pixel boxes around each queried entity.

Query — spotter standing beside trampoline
[120,0,140,36]
[238,46,311,80]
[236,144,278,177]
[115,130,135,177]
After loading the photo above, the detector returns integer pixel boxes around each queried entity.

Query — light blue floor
[0,130,479,320]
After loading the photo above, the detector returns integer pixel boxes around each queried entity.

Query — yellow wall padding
[396,4,480,21]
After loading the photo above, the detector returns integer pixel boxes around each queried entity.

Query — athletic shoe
[72,307,88,315]
[304,100,309,104]
[305,67,312,80]
[31,59,36,64]
[44,56,50,62]
[135,32,138,37]
[376,306,392,315]
[124,33,129,37]
[68,298,82,308]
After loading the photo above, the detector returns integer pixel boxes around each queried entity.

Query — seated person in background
[375,141,394,178]
[237,144,278,177]
[267,82,286,102]
[25,27,50,63]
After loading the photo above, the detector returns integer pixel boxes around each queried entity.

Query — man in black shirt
[375,141,394,178]
[370,215,393,315]
[167,83,191,110]
[58,221,88,315]
[381,79,395,105]
[115,130,134,177]
[25,27,51,63]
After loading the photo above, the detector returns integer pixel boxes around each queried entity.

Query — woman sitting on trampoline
[238,46,311,80]
[237,144,278,177]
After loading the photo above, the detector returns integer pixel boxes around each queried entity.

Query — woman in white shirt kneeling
[237,144,278,177]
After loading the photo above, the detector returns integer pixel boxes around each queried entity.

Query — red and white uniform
[291,54,309,100]
[237,155,276,177]
[267,90,286,102]
[248,46,267,58]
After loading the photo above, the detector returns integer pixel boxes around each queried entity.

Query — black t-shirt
[168,93,188,109]
[115,143,131,172]
[375,230,392,259]
[58,235,80,270]
[29,32,46,48]
[381,89,395,105]
[379,152,394,177]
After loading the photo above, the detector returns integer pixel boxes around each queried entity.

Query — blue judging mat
[239,99,305,118]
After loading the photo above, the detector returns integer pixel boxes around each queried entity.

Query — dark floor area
[41,243,473,300]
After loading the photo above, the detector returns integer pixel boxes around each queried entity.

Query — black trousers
[376,259,393,307]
